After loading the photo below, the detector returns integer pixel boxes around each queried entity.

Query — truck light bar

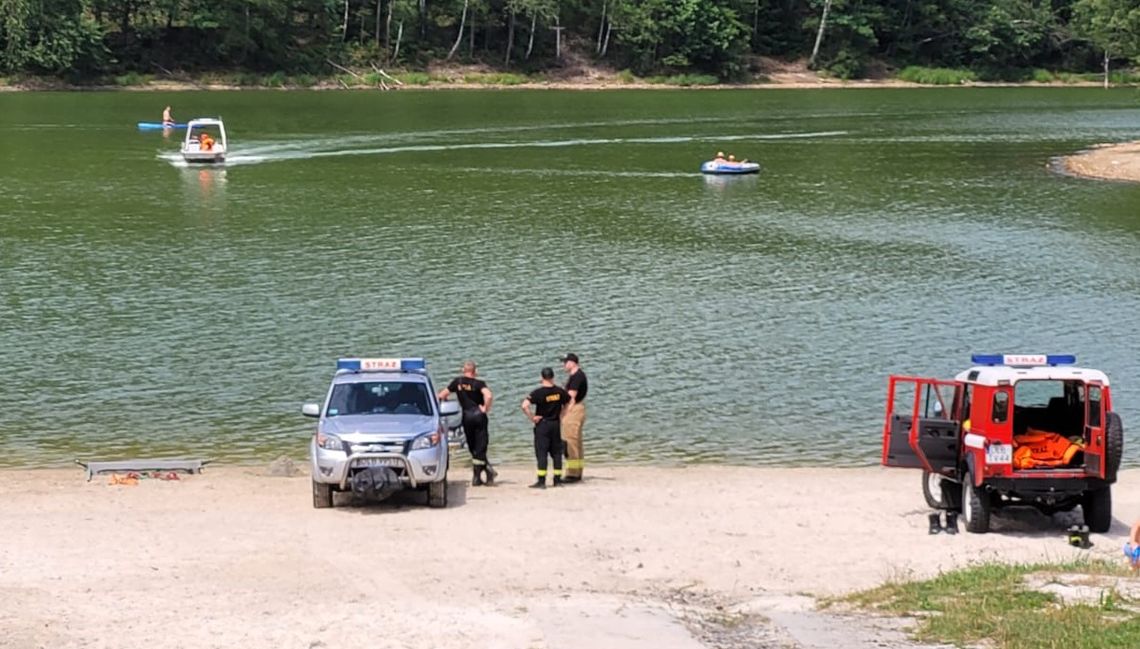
[971,354,1076,367]
[336,358,426,372]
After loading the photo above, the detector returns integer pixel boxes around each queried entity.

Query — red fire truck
[882,355,1123,533]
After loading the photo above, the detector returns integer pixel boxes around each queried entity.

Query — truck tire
[313,479,334,509]
[1082,487,1112,533]
[1105,412,1123,483]
[922,471,962,511]
[427,478,448,508]
[962,471,991,533]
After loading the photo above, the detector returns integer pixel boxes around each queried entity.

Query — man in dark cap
[560,353,588,483]
[521,367,570,489]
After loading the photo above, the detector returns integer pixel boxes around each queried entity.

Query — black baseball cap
[560,353,579,363]
[540,367,555,379]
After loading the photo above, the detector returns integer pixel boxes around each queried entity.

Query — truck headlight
[410,431,441,450]
[316,432,343,451]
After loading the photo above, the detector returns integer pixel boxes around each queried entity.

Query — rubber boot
[552,475,564,488]
[928,512,942,535]
[485,464,498,486]
[471,466,484,487]
[529,476,546,489]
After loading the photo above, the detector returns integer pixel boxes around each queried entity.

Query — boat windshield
[326,381,432,417]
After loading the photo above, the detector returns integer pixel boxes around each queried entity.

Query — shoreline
[0,75,1127,93]
[1061,140,1140,183]
[2,464,1134,647]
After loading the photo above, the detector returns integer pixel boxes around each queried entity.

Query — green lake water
[2,88,1140,468]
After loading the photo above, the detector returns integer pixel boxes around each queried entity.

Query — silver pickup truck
[302,357,461,509]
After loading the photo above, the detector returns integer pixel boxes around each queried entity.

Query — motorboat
[700,159,760,175]
[181,118,227,164]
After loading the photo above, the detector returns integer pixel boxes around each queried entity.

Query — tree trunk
[1103,50,1110,89]
[505,11,516,65]
[375,0,382,45]
[469,16,475,54]
[752,0,759,44]
[394,20,404,60]
[447,0,468,60]
[419,0,427,38]
[525,13,536,60]
[342,0,350,42]
[596,0,607,54]
[385,0,393,59]
[808,0,832,69]
[601,21,612,58]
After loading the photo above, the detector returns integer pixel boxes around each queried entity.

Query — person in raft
[713,151,726,162]
[162,106,174,126]
[199,133,215,151]
[1125,520,1140,572]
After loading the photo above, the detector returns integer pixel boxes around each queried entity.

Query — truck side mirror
[301,403,321,418]
[439,400,460,417]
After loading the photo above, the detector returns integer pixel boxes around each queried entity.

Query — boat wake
[158,129,848,168]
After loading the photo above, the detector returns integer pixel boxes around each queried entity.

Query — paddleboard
[137,122,187,130]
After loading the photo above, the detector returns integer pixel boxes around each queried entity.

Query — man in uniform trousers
[521,367,570,489]
[560,353,589,483]
[437,360,497,486]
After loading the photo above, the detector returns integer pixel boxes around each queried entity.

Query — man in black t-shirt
[521,367,570,489]
[560,353,589,483]
[437,360,497,486]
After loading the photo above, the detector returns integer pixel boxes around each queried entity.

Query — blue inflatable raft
[137,122,187,130]
[700,160,760,175]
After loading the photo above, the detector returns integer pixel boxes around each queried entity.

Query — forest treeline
[2,0,1139,81]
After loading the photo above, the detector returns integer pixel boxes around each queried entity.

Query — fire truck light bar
[971,354,1076,367]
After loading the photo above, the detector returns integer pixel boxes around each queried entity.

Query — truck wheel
[427,478,448,508]
[1082,487,1112,533]
[313,479,334,509]
[922,471,962,510]
[1105,412,1123,483]
[962,472,991,533]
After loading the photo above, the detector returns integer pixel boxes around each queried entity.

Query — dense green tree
[0,0,1136,80]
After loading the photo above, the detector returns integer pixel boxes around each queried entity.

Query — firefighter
[560,353,588,483]
[437,360,497,486]
[521,367,570,489]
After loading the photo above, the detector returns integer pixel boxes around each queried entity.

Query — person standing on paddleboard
[162,106,174,127]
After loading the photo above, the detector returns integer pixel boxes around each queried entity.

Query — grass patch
[645,73,720,86]
[461,72,532,85]
[616,68,637,83]
[395,71,433,85]
[897,66,977,85]
[113,71,153,86]
[841,560,1140,649]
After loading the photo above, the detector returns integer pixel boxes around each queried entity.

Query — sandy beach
[1062,140,1140,183]
[2,465,1135,649]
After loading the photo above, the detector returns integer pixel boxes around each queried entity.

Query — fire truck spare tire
[922,471,962,511]
[1105,412,1123,483]
[1082,487,1111,533]
[962,471,992,533]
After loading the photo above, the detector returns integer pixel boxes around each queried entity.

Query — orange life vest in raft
[1012,429,1084,469]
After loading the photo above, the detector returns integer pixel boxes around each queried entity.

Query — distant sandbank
[1062,141,1140,183]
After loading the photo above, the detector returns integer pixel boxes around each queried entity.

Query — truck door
[882,376,962,476]
[1083,381,1106,476]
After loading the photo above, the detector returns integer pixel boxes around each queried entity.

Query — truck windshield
[327,381,432,417]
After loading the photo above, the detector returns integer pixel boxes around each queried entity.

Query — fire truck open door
[1083,380,1106,476]
[882,376,962,477]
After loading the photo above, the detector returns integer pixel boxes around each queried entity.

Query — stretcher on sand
[75,458,212,481]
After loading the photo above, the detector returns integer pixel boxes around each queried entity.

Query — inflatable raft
[700,160,760,175]
[137,122,187,130]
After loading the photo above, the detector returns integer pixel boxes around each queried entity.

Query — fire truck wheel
[312,479,334,509]
[1082,487,1112,533]
[1105,412,1123,483]
[962,472,991,533]
[922,471,962,510]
